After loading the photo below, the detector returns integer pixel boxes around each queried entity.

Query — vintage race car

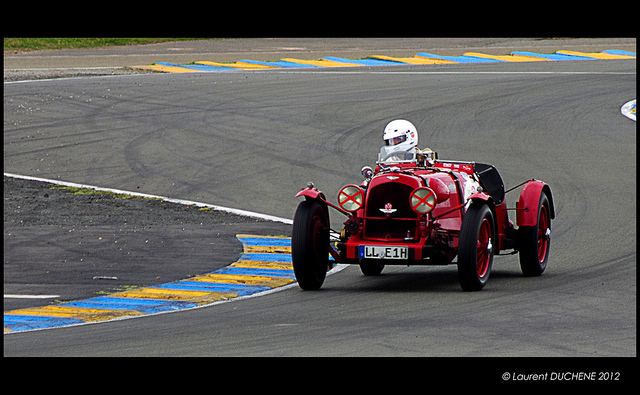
[292,147,554,291]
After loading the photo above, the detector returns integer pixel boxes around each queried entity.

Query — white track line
[4,172,293,224]
[4,294,60,299]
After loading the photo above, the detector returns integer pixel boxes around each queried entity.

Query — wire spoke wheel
[458,202,495,291]
[476,218,492,278]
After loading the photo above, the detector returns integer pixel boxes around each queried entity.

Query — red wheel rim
[476,218,492,278]
[537,205,549,262]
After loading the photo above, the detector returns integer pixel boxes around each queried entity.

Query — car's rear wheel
[457,202,495,291]
[292,200,330,290]
[518,193,551,277]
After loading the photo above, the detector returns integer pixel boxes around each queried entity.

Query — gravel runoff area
[3,67,145,82]
[3,175,292,311]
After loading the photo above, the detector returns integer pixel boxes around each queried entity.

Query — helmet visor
[385,135,406,146]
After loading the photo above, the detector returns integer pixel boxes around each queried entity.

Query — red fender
[295,188,322,200]
[517,180,555,226]
[468,192,491,202]
[296,186,351,217]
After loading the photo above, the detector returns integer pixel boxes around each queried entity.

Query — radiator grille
[364,183,418,240]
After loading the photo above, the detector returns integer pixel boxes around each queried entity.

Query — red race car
[292,123,554,291]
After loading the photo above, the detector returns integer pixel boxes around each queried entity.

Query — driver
[379,119,435,164]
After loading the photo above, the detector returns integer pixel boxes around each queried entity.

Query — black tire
[359,261,385,276]
[518,194,551,277]
[291,200,330,290]
[457,202,495,291]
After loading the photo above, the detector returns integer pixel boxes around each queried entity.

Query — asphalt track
[3,40,636,366]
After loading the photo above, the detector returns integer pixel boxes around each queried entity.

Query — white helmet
[383,119,418,150]
[379,120,419,163]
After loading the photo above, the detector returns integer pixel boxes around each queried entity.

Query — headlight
[338,185,365,212]
[409,187,436,214]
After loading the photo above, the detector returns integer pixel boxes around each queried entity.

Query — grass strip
[4,38,215,51]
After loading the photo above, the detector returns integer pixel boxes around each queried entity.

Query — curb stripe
[131,50,634,74]
[463,52,549,62]
[280,58,363,67]
[4,234,297,333]
[603,50,636,57]
[322,56,406,66]
[369,55,454,65]
[508,51,595,61]
[216,267,295,278]
[240,253,292,262]
[556,50,637,60]
[156,62,236,72]
[4,315,84,331]
[64,297,198,313]
[195,61,275,70]
[415,52,499,63]
[138,64,201,73]
[236,59,320,68]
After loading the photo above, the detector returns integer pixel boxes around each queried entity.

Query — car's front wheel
[291,199,330,290]
[457,202,495,291]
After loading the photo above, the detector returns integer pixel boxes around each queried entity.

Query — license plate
[359,245,408,260]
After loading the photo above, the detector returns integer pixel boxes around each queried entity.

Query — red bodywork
[296,160,555,266]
